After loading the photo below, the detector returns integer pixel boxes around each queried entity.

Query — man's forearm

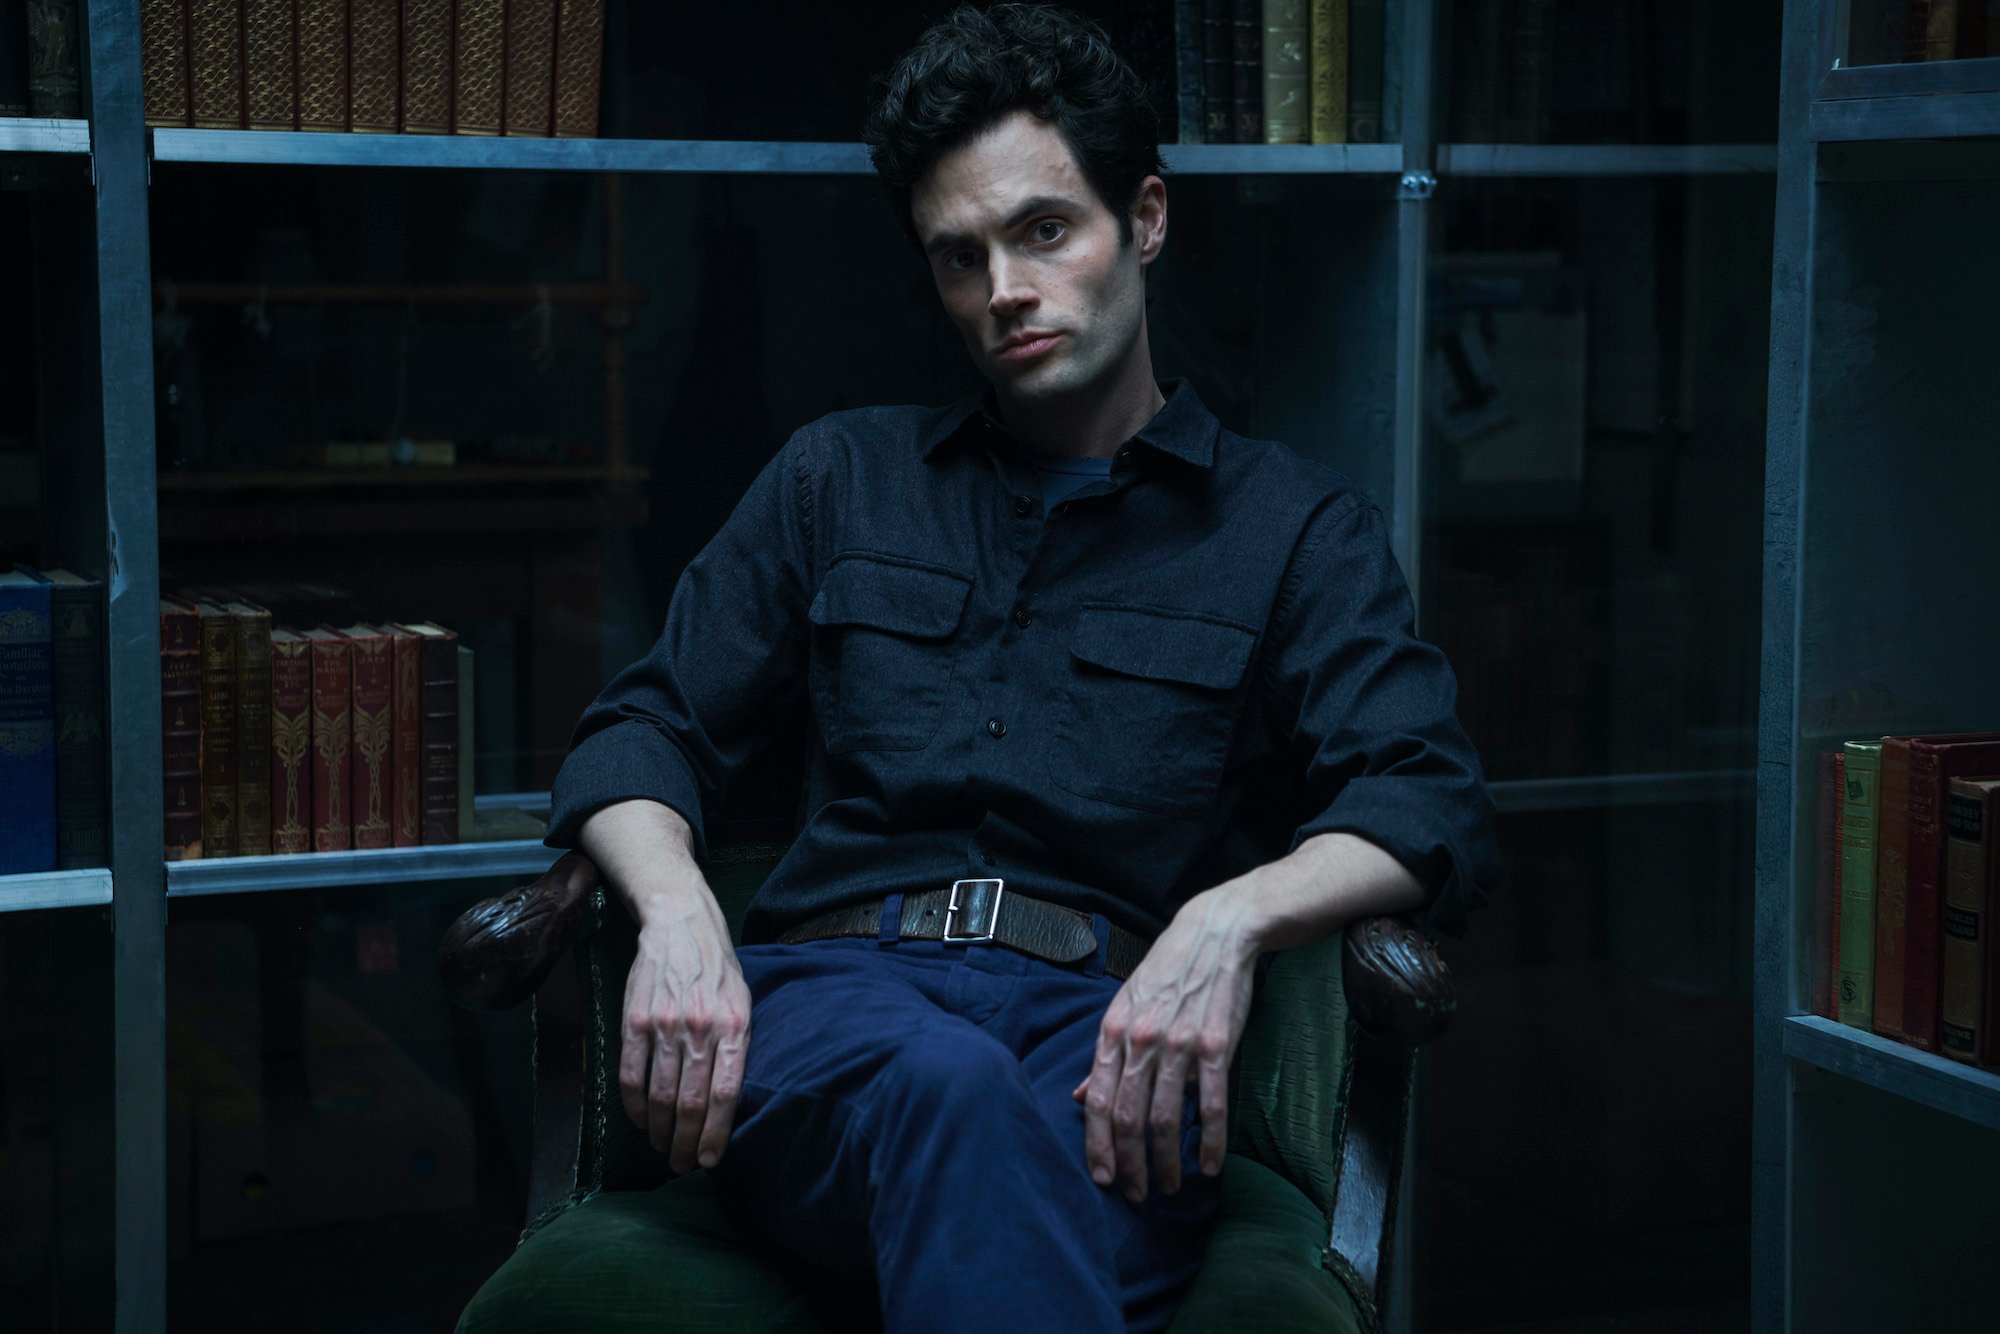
[1206,831,1430,956]
[576,799,724,932]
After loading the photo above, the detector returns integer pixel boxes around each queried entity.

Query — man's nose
[987,252,1037,316]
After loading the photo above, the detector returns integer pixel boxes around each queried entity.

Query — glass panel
[1845,0,2000,66]
[0,914,58,1324]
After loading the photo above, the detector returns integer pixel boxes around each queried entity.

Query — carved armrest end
[440,850,604,1011]
[1341,916,1455,1046]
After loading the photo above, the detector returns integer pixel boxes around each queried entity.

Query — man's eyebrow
[922,194,1087,256]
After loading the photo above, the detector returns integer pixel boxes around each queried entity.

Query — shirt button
[986,716,1007,739]
[1013,495,1033,517]
[1012,607,1032,629]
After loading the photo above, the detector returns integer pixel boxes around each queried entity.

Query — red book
[269,629,314,855]
[161,597,205,860]
[1904,734,2000,1050]
[398,621,459,844]
[1873,737,1915,1038]
[375,623,423,847]
[304,627,353,852]
[338,624,395,849]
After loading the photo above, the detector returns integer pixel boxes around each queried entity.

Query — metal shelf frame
[1783,1016,2000,1133]
[0,117,92,154]
[0,868,115,911]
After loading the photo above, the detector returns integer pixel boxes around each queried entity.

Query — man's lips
[995,331,1063,361]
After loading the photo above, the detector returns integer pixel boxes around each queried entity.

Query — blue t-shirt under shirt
[1022,449,1115,511]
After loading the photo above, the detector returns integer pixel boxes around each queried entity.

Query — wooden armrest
[439,851,603,1011]
[1341,916,1455,1046]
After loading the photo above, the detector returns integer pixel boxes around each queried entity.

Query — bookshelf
[0,0,1791,1329]
[1756,1,2000,1330]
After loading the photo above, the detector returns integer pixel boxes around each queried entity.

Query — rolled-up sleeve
[1265,496,1500,937]
[544,428,818,862]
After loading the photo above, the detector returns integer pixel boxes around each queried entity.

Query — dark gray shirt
[547,377,1500,943]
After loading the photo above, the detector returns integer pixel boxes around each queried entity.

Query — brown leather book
[1872,736,1915,1039]
[269,628,314,854]
[228,601,274,855]
[1942,777,2000,1064]
[187,0,245,128]
[243,0,297,130]
[338,624,395,848]
[502,0,556,137]
[400,0,453,133]
[1904,734,2000,1050]
[196,600,238,857]
[452,0,505,136]
[304,626,353,851]
[161,597,205,860]
[297,0,350,132]
[141,0,194,128]
[375,622,422,847]
[398,621,459,843]
[550,0,603,138]
[349,0,400,132]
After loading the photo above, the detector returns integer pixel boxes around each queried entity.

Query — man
[545,5,1499,1331]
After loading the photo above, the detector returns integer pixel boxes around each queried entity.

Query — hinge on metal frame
[1398,171,1435,201]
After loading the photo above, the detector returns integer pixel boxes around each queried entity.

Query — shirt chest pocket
[808,554,973,754]
[1049,604,1259,818]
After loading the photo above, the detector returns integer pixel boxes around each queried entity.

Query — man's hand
[619,899,753,1175]
[1071,888,1260,1204]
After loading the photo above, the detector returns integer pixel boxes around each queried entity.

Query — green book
[1838,740,1884,1029]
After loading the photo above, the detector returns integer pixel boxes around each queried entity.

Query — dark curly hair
[862,3,1165,257]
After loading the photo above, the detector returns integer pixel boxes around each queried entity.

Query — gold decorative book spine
[341,625,394,849]
[161,598,205,860]
[305,626,352,851]
[297,0,350,132]
[349,0,400,132]
[228,601,274,856]
[400,0,453,134]
[502,0,557,137]
[381,623,422,847]
[196,601,238,858]
[550,0,603,138]
[1308,0,1347,144]
[1261,0,1309,144]
[452,0,505,136]
[142,0,194,128]
[269,630,314,855]
[187,0,245,129]
[243,0,296,130]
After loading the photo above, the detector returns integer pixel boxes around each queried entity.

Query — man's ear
[1132,175,1167,268]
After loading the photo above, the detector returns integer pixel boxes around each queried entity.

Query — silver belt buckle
[943,878,1004,944]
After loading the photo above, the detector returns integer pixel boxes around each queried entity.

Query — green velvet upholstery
[463,844,1371,1332]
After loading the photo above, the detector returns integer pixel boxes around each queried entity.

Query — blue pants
[705,893,1223,1333]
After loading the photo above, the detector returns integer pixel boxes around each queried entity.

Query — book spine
[1905,742,1988,1051]
[1814,749,1839,1019]
[0,581,56,874]
[452,0,505,135]
[233,611,273,855]
[1309,0,1347,145]
[1200,0,1232,143]
[1872,737,1913,1038]
[198,609,239,857]
[401,0,453,133]
[1,5,29,117]
[310,636,353,851]
[549,0,603,138]
[1229,0,1261,144]
[1174,0,1204,143]
[25,0,83,118]
[502,0,556,136]
[49,579,107,868]
[142,0,195,127]
[349,634,394,848]
[296,0,350,132]
[1940,782,1993,1063]
[457,644,474,839]
[390,629,421,846]
[270,641,313,854]
[349,0,400,132]
[1837,741,1883,1029]
[419,635,458,843]
[1830,751,1846,1020]
[243,0,297,130]
[186,0,244,129]
[161,606,205,859]
[1347,0,1384,143]
[1261,0,1309,144]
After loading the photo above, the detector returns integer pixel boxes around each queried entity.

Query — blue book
[0,569,57,874]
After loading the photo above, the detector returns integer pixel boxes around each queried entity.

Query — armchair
[441,831,1454,1333]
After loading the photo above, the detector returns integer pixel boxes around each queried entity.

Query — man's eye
[1033,219,1065,243]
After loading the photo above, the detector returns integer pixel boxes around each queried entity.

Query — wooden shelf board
[156,464,648,491]
[0,117,90,155]
[1783,1015,2000,1133]
[166,839,555,897]
[0,868,114,912]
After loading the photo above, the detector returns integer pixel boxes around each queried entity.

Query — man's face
[911,109,1164,408]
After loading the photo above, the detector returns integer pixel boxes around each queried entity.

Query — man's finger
[1197,1042,1229,1177]
[699,1019,748,1171]
[1081,1045,1122,1188]
[1149,1053,1188,1196]
[1111,1051,1151,1205]
[646,1033,684,1152]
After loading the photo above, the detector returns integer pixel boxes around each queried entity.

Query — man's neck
[991,357,1167,461]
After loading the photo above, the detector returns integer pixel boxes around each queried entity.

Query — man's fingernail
[1092,1166,1112,1184]
[699,1149,717,1168]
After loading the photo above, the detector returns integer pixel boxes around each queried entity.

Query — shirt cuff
[1289,777,1494,939]
[545,720,711,865]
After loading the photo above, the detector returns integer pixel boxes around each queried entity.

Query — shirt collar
[920,376,1218,470]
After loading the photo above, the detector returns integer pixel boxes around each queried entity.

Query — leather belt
[776,878,1151,980]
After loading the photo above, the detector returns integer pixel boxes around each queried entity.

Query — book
[1942,777,2000,1065]
[32,570,107,869]
[549,0,604,138]
[1308,0,1348,145]
[377,623,422,847]
[187,0,243,129]
[244,0,296,131]
[1830,750,1846,1020]
[399,621,458,844]
[402,0,454,134]
[297,0,350,133]
[1347,0,1384,143]
[161,597,205,859]
[139,0,192,127]
[1200,0,1232,142]
[305,627,353,851]
[228,601,274,856]
[339,624,395,849]
[0,570,56,875]
[1903,734,2000,1050]
[1229,0,1262,144]
[1,4,29,118]
[25,0,82,118]
[196,600,239,858]
[269,629,314,855]
[457,643,475,840]
[1261,0,1309,144]
[1173,0,1204,143]
[452,0,505,136]
[1814,748,1840,1019]
[503,0,558,137]
[1872,736,1915,1039]
[1837,741,1883,1030]
[351,0,401,133]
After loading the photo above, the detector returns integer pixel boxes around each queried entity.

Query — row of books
[0,1,82,119]
[1175,0,1388,145]
[1852,0,2000,64]
[0,567,105,875]
[139,0,603,137]
[1818,733,2000,1069]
